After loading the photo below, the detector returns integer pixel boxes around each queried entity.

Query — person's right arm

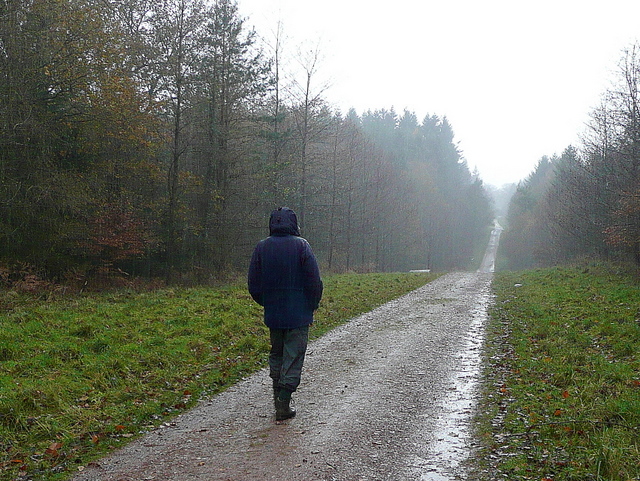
[247,243,264,306]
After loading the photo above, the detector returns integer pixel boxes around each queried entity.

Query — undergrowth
[472,264,640,481]
[0,271,436,480]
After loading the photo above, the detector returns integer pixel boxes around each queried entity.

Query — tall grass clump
[0,271,436,480]
[473,264,640,481]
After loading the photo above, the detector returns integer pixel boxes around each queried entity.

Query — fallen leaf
[45,442,63,457]
[554,409,562,416]
[562,390,570,399]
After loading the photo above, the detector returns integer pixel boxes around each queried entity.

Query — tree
[600,44,640,264]
[257,20,291,206]
[182,0,270,271]
[288,44,330,227]
[149,0,205,278]
[0,0,495,281]
[0,0,161,276]
[500,157,556,269]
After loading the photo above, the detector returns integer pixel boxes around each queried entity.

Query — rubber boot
[275,390,296,421]
[272,386,280,410]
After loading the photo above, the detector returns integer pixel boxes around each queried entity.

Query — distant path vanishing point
[73,226,503,481]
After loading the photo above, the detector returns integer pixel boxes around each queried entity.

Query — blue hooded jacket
[248,208,323,329]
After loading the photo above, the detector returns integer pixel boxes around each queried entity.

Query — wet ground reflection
[420,293,490,480]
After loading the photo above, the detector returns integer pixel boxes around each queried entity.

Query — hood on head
[269,207,300,236]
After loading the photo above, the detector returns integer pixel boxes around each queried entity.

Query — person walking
[248,207,323,421]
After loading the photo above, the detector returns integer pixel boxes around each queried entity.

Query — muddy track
[71,265,496,481]
[73,223,502,481]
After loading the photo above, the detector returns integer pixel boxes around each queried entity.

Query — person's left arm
[301,241,323,310]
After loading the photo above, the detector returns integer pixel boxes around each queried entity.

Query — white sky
[237,0,640,186]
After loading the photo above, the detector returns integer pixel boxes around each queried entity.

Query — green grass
[0,271,436,480]
[472,264,640,481]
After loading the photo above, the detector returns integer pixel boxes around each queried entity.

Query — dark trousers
[269,325,309,393]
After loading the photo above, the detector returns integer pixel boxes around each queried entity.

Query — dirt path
[73,228,501,481]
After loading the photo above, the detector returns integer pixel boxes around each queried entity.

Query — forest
[0,0,494,286]
[500,44,640,270]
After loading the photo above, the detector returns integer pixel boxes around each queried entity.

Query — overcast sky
[237,0,640,186]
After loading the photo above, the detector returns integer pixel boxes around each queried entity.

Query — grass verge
[0,271,437,480]
[471,264,640,480]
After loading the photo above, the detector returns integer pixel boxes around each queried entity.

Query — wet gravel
[71,269,496,481]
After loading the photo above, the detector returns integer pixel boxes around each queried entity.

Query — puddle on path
[420,289,491,480]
